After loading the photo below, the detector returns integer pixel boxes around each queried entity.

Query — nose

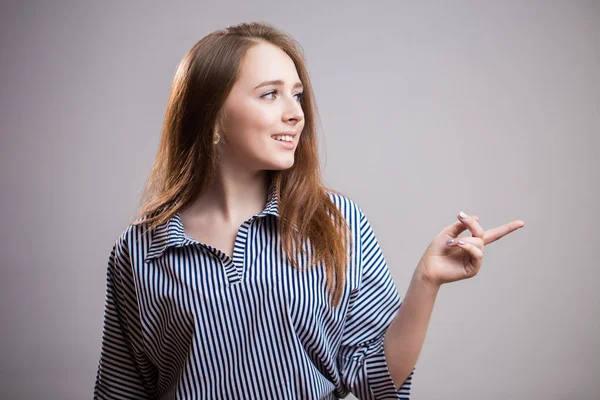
[283,95,304,123]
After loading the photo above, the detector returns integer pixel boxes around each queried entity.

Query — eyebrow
[253,80,304,90]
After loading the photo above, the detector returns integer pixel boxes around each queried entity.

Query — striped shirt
[94,183,414,399]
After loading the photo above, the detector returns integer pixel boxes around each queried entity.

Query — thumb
[442,215,479,237]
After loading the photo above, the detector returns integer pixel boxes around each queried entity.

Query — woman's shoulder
[109,212,164,258]
[323,188,367,223]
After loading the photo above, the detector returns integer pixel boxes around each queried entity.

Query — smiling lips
[272,134,294,142]
[271,134,296,149]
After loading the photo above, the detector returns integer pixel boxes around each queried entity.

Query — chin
[266,157,295,171]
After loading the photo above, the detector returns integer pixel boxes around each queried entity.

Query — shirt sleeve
[337,209,415,400]
[94,237,156,399]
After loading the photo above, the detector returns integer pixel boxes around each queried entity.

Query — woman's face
[216,42,305,172]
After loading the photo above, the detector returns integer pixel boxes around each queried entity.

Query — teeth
[272,135,293,142]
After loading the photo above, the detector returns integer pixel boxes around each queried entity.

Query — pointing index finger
[484,220,525,245]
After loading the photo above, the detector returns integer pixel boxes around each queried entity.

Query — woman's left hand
[417,211,525,287]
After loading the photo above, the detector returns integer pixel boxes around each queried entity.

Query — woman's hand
[416,211,525,287]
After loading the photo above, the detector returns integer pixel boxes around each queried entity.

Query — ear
[214,107,228,134]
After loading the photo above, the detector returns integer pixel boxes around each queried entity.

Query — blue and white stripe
[94,183,414,399]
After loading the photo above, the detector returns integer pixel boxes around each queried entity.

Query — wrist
[414,262,443,291]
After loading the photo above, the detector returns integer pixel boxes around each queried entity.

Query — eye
[262,89,305,102]
[262,90,277,100]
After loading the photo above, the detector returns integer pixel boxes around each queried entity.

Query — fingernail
[446,238,455,245]
[459,211,468,219]
[458,240,465,245]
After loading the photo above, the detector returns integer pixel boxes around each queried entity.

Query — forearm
[383,265,440,390]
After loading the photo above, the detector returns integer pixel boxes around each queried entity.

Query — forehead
[236,42,300,86]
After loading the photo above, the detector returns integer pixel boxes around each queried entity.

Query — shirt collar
[144,181,279,263]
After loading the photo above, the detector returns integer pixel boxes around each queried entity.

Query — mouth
[271,135,294,143]
[271,135,296,149]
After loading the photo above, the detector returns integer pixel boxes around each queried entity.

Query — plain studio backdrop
[1,1,598,399]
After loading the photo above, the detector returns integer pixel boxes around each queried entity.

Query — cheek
[250,103,280,132]
[228,103,280,140]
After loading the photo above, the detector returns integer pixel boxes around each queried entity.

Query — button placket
[189,215,260,286]
[229,217,257,285]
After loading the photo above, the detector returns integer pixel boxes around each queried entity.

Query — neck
[183,166,271,225]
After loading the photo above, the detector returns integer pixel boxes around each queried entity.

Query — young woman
[94,22,524,399]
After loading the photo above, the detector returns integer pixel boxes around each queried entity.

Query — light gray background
[1,1,598,399]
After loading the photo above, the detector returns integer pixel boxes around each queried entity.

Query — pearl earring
[213,131,221,145]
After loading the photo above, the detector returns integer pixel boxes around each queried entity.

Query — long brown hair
[132,21,351,308]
